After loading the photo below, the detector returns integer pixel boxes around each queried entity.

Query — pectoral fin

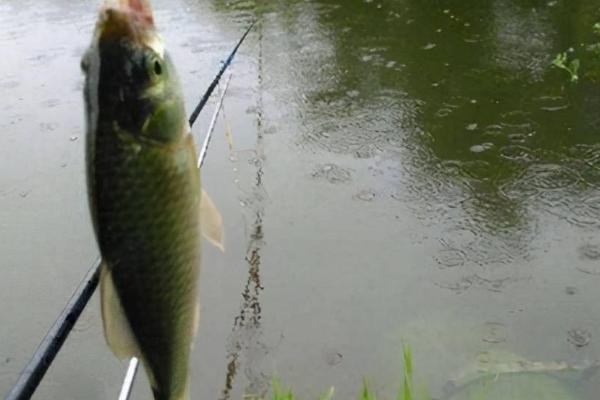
[201,189,224,252]
[100,263,141,360]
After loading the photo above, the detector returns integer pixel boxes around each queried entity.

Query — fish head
[82,0,187,143]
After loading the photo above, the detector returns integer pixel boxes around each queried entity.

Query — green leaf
[569,59,580,82]
[552,52,566,68]
[319,387,335,400]
[360,380,377,400]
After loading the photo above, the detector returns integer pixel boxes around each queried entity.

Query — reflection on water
[3,0,600,398]
[295,0,600,283]
[221,211,267,399]
[221,21,268,400]
[209,0,600,397]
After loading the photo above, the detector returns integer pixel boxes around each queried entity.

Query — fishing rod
[118,358,139,400]
[189,21,255,127]
[4,260,101,400]
[119,73,234,399]
[4,22,255,400]
[198,73,233,168]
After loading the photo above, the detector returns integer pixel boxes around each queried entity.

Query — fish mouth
[96,0,158,47]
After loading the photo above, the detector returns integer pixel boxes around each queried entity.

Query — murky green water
[2,0,600,399]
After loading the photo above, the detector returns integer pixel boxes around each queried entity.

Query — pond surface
[2,0,600,398]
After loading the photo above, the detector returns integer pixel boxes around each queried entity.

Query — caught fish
[82,1,223,399]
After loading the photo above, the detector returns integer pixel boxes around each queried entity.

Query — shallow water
[2,0,600,399]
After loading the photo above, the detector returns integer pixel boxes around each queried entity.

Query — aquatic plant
[552,21,600,82]
[254,379,334,400]
[552,52,580,83]
[252,344,431,400]
[251,346,593,400]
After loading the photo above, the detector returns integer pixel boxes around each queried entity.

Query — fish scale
[84,1,223,398]
[91,128,201,398]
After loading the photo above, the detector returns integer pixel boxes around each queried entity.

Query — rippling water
[2,0,600,399]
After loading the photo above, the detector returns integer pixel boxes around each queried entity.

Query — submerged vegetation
[252,345,592,400]
[552,21,600,82]
[252,345,432,400]
[552,52,580,83]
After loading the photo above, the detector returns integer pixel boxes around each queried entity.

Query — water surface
[2,0,600,398]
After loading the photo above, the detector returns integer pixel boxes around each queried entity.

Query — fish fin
[100,263,141,360]
[201,189,224,252]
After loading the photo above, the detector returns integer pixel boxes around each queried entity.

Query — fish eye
[147,54,163,78]
[153,60,162,75]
